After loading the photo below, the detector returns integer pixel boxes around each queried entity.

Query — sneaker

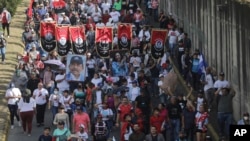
[2,61,5,64]
[7,36,9,38]
[27,134,31,136]
[11,125,14,129]
[18,121,21,127]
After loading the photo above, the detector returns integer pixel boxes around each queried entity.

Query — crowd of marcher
[3,0,250,141]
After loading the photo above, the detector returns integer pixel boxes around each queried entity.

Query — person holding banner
[111,52,128,77]
[66,56,85,82]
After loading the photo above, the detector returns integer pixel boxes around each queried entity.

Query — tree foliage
[0,0,22,16]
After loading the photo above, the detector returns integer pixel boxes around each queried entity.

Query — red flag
[95,27,113,58]
[150,29,168,59]
[55,26,71,56]
[27,0,34,18]
[69,26,87,54]
[40,22,56,52]
[117,23,132,50]
[53,0,66,13]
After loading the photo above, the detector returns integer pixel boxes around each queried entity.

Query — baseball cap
[79,124,85,128]
[159,74,164,78]
[70,56,83,64]
[58,121,65,125]
[219,72,225,76]
[23,89,31,96]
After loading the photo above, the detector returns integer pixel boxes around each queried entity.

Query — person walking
[33,82,49,127]
[5,83,22,129]
[0,34,7,64]
[17,89,36,136]
[1,8,11,38]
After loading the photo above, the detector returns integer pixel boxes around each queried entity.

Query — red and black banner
[118,23,132,50]
[40,22,56,52]
[69,26,86,54]
[150,29,168,59]
[55,26,71,56]
[52,0,66,14]
[95,27,113,58]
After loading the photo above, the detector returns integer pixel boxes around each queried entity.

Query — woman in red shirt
[150,108,164,133]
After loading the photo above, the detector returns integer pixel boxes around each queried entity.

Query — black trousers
[2,23,10,36]
[36,103,46,124]
[8,104,20,125]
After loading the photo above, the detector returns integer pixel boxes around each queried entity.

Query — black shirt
[167,103,182,119]
[38,135,52,141]
[135,95,150,114]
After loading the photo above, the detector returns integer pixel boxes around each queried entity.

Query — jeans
[170,118,181,141]
[150,77,159,95]
[51,106,58,121]
[2,23,10,36]
[169,43,177,56]
[217,112,233,137]
[8,104,20,125]
[0,47,6,62]
[152,8,159,21]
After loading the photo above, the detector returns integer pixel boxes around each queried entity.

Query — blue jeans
[51,106,58,121]
[170,118,181,141]
[217,112,233,137]
[0,47,6,61]
[169,43,177,56]
[152,8,159,21]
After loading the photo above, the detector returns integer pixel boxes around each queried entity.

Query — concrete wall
[160,0,250,120]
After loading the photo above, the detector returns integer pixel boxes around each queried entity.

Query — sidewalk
[0,0,29,141]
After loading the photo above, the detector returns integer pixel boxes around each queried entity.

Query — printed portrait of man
[66,55,86,81]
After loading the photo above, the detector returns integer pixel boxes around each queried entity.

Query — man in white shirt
[5,83,22,129]
[101,0,111,13]
[33,82,49,127]
[129,52,141,69]
[91,9,102,23]
[168,28,180,56]
[109,8,120,23]
[138,26,151,42]
[202,67,214,111]
[55,68,69,94]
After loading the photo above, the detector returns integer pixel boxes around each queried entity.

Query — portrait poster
[150,29,168,59]
[117,23,132,50]
[40,22,56,52]
[55,26,71,56]
[109,49,129,77]
[69,26,87,54]
[95,27,113,58]
[66,54,86,82]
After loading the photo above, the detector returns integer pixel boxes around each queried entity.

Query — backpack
[95,121,107,140]
[2,12,7,23]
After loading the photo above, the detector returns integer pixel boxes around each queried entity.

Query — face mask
[54,91,58,94]
[244,116,249,120]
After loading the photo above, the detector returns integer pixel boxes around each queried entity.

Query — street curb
[169,57,219,141]
[1,115,10,141]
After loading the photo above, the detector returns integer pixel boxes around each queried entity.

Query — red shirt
[150,115,164,133]
[102,14,111,24]
[118,104,133,122]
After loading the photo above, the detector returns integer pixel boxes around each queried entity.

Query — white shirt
[168,30,180,44]
[96,22,105,27]
[109,11,120,23]
[138,30,151,41]
[130,56,141,68]
[91,78,102,87]
[49,94,61,107]
[196,97,204,111]
[204,74,214,91]
[101,3,111,13]
[96,90,102,104]
[60,96,74,110]
[33,88,49,105]
[158,80,164,94]
[91,11,102,22]
[100,108,113,121]
[77,131,88,141]
[86,59,96,69]
[18,97,36,112]
[214,79,230,95]
[5,88,21,105]
[129,87,140,101]
[55,74,69,93]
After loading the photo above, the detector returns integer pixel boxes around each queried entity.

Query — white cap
[159,74,164,77]
[79,124,85,128]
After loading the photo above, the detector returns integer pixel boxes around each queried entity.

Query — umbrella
[44,59,65,70]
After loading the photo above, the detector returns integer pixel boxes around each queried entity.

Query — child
[38,127,52,141]
[76,124,88,141]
